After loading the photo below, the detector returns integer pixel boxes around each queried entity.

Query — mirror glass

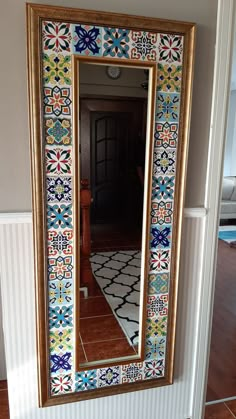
[78,62,152,368]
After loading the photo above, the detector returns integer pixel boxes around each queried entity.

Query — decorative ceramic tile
[148,273,169,294]
[153,148,176,176]
[103,28,130,58]
[152,176,175,201]
[49,305,73,329]
[50,373,73,395]
[47,204,72,229]
[130,31,158,61]
[156,93,180,122]
[73,25,102,56]
[48,255,73,280]
[50,352,72,374]
[46,147,72,175]
[45,118,72,146]
[150,225,171,250]
[158,34,183,64]
[43,54,71,86]
[48,230,73,256]
[147,294,168,317]
[150,250,170,272]
[121,363,144,383]
[47,177,72,203]
[151,201,173,225]
[98,366,120,387]
[49,279,73,305]
[42,21,72,53]
[145,336,166,359]
[157,63,182,92]
[154,122,178,149]
[49,328,73,353]
[75,370,97,391]
[44,86,72,117]
[146,316,168,338]
[144,360,165,379]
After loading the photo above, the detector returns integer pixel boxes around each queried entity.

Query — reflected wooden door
[80,98,146,226]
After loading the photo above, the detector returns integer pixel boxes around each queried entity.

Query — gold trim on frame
[26,2,196,407]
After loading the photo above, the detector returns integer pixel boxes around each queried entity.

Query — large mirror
[77,61,155,368]
[27,3,195,406]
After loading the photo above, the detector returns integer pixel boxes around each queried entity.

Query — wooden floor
[205,401,236,418]
[206,239,236,401]
[0,381,9,419]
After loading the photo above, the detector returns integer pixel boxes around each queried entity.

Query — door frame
[192,0,235,417]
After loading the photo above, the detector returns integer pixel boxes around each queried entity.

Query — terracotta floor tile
[225,400,236,416]
[204,403,234,419]
[80,315,125,343]
[78,344,87,364]
[0,389,10,419]
[80,296,112,318]
[83,338,136,363]
[0,380,7,390]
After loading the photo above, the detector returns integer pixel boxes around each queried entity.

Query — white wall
[0,0,217,213]
[223,90,236,176]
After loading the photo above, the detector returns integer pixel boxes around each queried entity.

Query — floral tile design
[49,305,73,329]
[49,280,73,305]
[154,122,178,148]
[49,328,73,353]
[156,93,180,122]
[130,31,158,61]
[103,28,130,58]
[146,316,168,338]
[47,204,72,229]
[50,352,72,374]
[43,54,71,86]
[145,336,166,360]
[48,255,73,280]
[147,294,168,317]
[121,363,144,383]
[158,34,183,64]
[98,366,120,387]
[150,225,171,250]
[44,86,72,117]
[153,149,176,176]
[150,250,170,272]
[152,176,175,201]
[75,370,97,391]
[50,373,73,395]
[151,201,173,225]
[47,177,72,203]
[157,63,182,92]
[46,147,72,175]
[42,21,72,53]
[48,230,73,256]
[144,360,165,379]
[73,25,102,56]
[148,273,169,294]
[45,118,72,146]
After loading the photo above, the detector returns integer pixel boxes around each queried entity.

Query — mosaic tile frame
[27,4,195,407]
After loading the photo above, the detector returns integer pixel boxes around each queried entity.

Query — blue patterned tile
[75,370,97,391]
[98,366,120,387]
[148,273,169,294]
[150,225,171,250]
[73,25,102,56]
[145,336,166,360]
[156,93,180,122]
[103,28,130,58]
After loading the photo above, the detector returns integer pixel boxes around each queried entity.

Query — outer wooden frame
[27,3,195,407]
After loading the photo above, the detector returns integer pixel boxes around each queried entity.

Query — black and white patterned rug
[90,250,141,346]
